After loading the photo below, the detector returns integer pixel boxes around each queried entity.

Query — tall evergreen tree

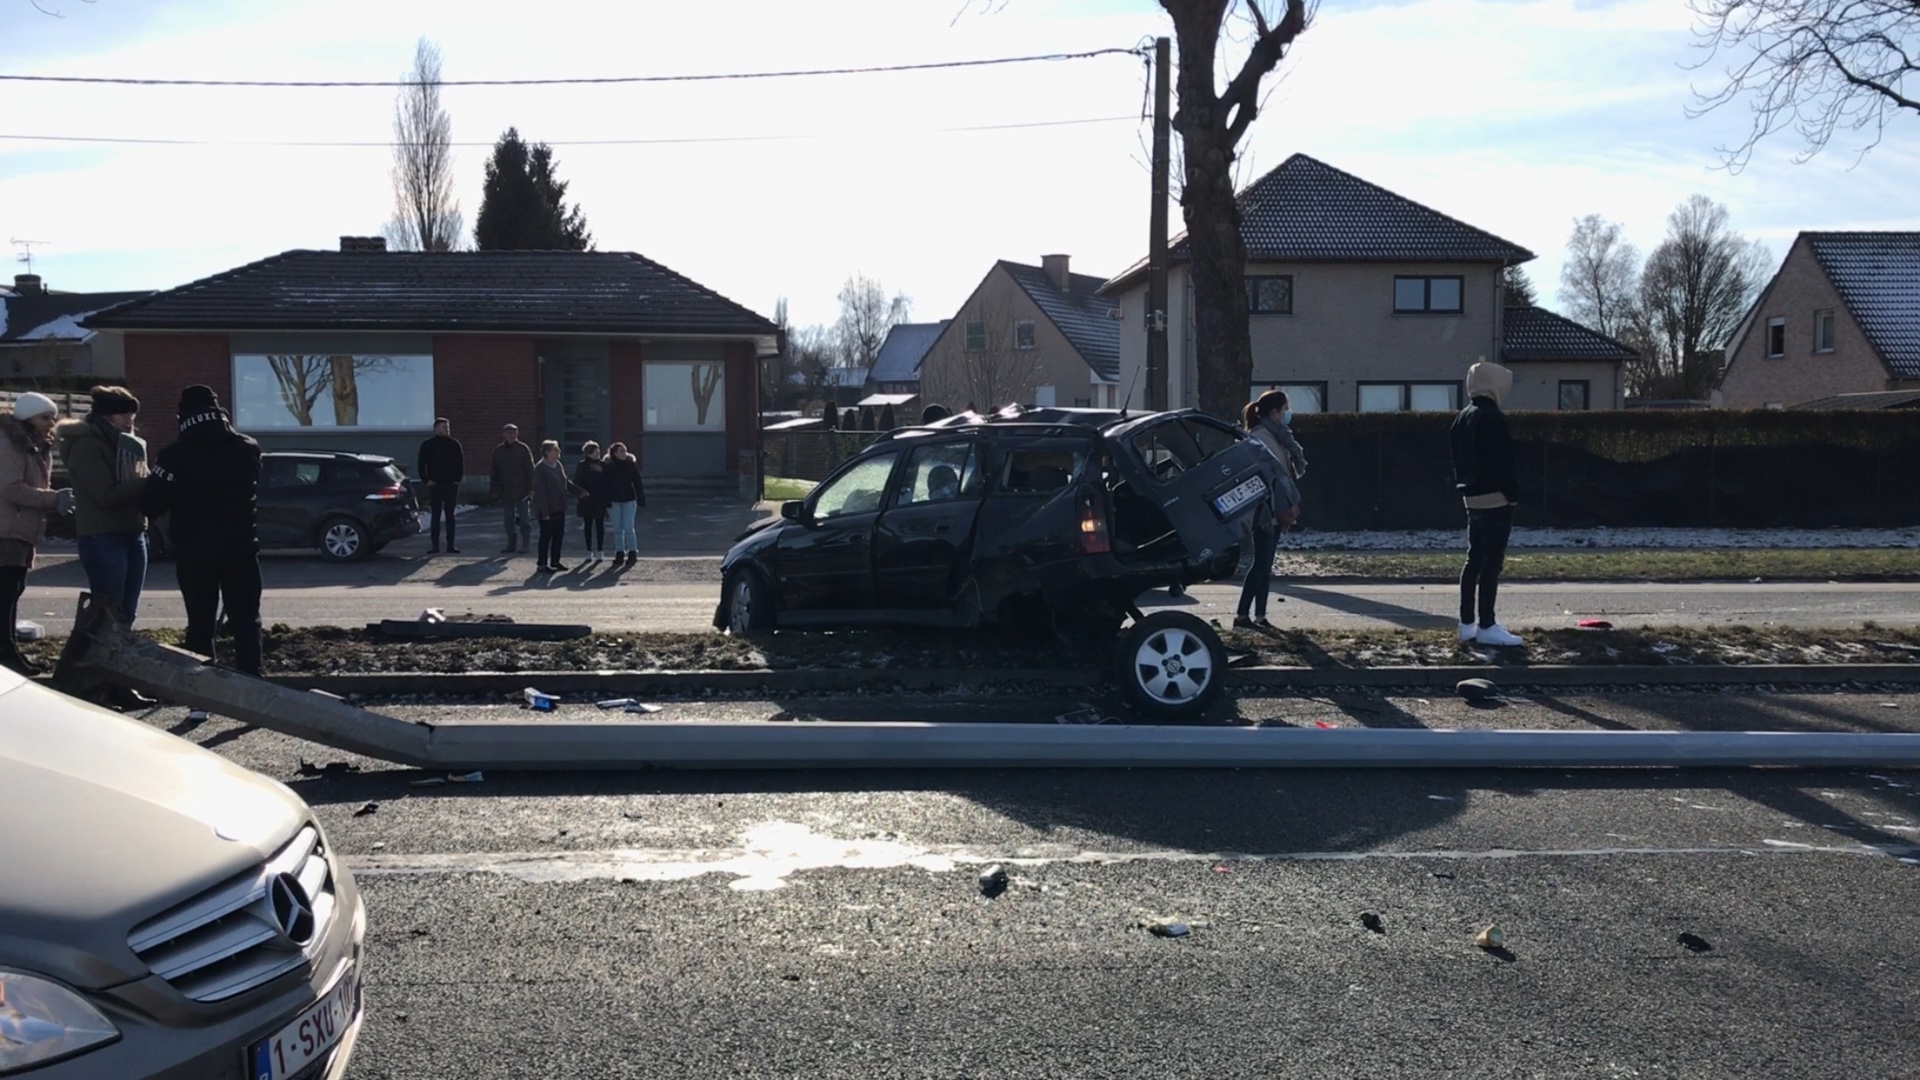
[474,128,594,251]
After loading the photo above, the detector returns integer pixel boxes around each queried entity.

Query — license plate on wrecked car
[248,968,358,1080]
[1212,476,1267,517]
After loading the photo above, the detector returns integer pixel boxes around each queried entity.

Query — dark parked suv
[152,451,420,562]
[715,406,1282,718]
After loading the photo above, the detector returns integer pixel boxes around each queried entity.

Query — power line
[0,48,1145,88]
[0,115,1139,149]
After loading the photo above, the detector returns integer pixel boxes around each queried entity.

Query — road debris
[448,771,485,783]
[977,864,1009,899]
[597,698,638,709]
[1145,918,1191,938]
[352,801,379,817]
[1577,619,1613,630]
[1360,911,1385,934]
[1474,924,1506,949]
[1677,933,1713,953]
[1456,678,1499,702]
[522,688,559,711]
[624,703,663,714]
[409,777,447,787]
[298,760,361,777]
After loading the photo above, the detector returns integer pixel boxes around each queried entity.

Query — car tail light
[364,485,407,502]
[1078,488,1111,554]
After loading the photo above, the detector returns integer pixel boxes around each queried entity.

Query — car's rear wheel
[724,566,774,634]
[1113,610,1227,721]
[319,517,370,562]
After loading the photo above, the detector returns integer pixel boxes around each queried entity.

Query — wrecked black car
[715,407,1283,718]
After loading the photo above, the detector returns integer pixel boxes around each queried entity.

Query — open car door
[1102,410,1282,564]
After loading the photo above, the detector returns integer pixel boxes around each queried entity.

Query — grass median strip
[28,623,1920,676]
[1278,548,1920,582]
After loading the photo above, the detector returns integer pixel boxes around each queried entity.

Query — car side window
[326,462,371,487]
[897,443,980,506]
[263,459,323,489]
[812,452,900,520]
[1001,448,1085,493]
[1131,422,1202,481]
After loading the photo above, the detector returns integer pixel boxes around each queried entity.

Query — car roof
[264,450,396,464]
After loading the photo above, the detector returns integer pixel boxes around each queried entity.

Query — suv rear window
[1000,448,1085,493]
[1131,419,1238,482]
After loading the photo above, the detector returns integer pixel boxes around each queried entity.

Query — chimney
[339,236,388,253]
[1041,254,1070,291]
[12,273,43,295]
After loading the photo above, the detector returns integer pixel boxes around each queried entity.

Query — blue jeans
[77,530,148,622]
[609,500,638,552]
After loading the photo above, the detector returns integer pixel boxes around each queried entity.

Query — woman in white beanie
[0,393,74,674]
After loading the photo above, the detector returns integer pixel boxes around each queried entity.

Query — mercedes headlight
[0,971,120,1073]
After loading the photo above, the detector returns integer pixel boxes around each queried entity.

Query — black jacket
[1450,395,1518,504]
[572,457,609,515]
[417,434,465,486]
[144,409,262,559]
[603,456,645,505]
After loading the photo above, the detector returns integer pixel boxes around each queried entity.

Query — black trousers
[580,511,606,552]
[1235,522,1281,619]
[178,555,264,676]
[1459,505,1513,628]
[0,565,28,670]
[538,514,566,566]
[428,482,459,549]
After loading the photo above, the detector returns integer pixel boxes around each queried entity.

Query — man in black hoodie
[1449,362,1523,648]
[417,417,464,554]
[144,385,265,675]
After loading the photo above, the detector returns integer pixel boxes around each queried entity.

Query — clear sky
[3,0,1916,333]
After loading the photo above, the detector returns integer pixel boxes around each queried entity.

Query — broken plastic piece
[522,688,558,712]
[448,771,485,783]
[352,801,379,817]
[13,619,44,641]
[624,703,662,714]
[977,864,1009,899]
[596,698,638,709]
[1576,619,1613,630]
[1147,919,1190,938]
[409,777,446,787]
[1474,925,1505,949]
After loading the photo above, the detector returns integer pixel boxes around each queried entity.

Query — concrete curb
[271,663,1920,698]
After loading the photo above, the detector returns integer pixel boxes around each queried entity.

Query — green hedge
[1291,408,1920,462]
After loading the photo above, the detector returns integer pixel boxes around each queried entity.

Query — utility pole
[1146,37,1171,412]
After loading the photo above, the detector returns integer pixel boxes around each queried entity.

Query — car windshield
[813,452,899,520]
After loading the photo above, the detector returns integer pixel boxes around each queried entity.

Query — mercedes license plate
[248,968,358,1080]
[1212,475,1267,517]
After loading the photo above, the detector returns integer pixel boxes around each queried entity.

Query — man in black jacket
[1450,361,1523,648]
[143,385,265,675]
[417,417,464,554]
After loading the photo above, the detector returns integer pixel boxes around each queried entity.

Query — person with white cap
[1450,361,1523,647]
[0,393,73,675]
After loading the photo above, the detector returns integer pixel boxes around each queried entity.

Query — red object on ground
[1313,720,1339,729]
[1577,619,1614,630]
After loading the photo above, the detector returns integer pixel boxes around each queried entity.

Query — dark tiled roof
[1,287,154,343]
[1807,232,1920,378]
[998,261,1120,380]
[1792,390,1920,410]
[84,250,778,336]
[1104,154,1534,293]
[869,321,948,384]
[1502,305,1637,362]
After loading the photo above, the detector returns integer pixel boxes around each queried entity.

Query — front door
[545,357,610,461]
[773,450,902,612]
[873,441,984,611]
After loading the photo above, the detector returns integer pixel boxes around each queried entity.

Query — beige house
[0,273,151,382]
[1717,232,1920,409]
[918,257,1119,413]
[1101,154,1633,413]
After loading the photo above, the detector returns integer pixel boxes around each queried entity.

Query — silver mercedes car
[0,669,365,1079]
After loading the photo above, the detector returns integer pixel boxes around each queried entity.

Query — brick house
[1100,154,1634,413]
[918,256,1120,413]
[84,240,779,485]
[1716,232,1920,409]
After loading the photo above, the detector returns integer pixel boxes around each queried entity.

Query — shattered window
[1000,448,1084,493]
[813,452,899,520]
[898,442,981,506]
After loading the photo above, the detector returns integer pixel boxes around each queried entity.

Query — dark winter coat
[532,458,579,518]
[490,440,535,501]
[1450,363,1519,509]
[572,457,609,517]
[143,408,262,559]
[55,415,147,536]
[417,434,465,486]
[603,456,645,506]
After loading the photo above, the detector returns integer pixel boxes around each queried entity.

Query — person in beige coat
[0,393,74,674]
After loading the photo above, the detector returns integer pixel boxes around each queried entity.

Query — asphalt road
[22,552,1920,634]
[134,689,1920,1078]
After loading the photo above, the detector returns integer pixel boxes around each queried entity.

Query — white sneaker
[1458,622,1477,643]
[1474,624,1525,647]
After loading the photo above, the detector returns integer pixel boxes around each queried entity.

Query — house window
[1252,382,1326,413]
[233,353,434,430]
[1358,382,1459,412]
[1393,276,1464,314]
[1014,320,1036,350]
[1815,310,1835,353]
[1558,380,1591,411]
[964,320,987,353]
[643,362,726,432]
[1073,396,1092,408]
[1246,275,1293,314]
[1766,316,1785,358]
[1032,385,1056,407]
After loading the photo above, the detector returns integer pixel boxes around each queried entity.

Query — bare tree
[689,364,724,425]
[266,356,331,426]
[386,38,463,252]
[1558,215,1643,340]
[1162,0,1311,420]
[1634,195,1774,398]
[1689,0,1918,168]
[923,295,1046,411]
[831,273,912,372]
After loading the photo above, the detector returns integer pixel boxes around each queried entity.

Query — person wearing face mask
[0,393,73,675]
[1451,361,1523,647]
[1234,389,1306,630]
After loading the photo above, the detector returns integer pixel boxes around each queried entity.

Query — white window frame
[1014,320,1036,350]
[1766,316,1786,358]
[642,361,727,432]
[1814,310,1836,354]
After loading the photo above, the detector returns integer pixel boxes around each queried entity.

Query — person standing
[572,441,610,564]
[143,385,264,676]
[56,385,149,622]
[417,417,465,555]
[0,393,73,675]
[531,440,583,573]
[602,441,645,569]
[1235,390,1305,630]
[490,423,535,555]
[1451,361,1523,647]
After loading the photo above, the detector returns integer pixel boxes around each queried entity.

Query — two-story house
[1716,231,1920,409]
[1101,154,1632,413]
[918,257,1120,413]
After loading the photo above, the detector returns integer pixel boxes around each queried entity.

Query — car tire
[1166,582,1187,597]
[723,566,775,634]
[319,517,370,562]
[1112,610,1227,722]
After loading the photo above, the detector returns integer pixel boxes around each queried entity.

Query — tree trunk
[329,355,359,426]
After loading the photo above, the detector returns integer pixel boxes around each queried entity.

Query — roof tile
[1502,305,1637,362]
[869,321,948,384]
[1807,232,1920,378]
[998,261,1120,380]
